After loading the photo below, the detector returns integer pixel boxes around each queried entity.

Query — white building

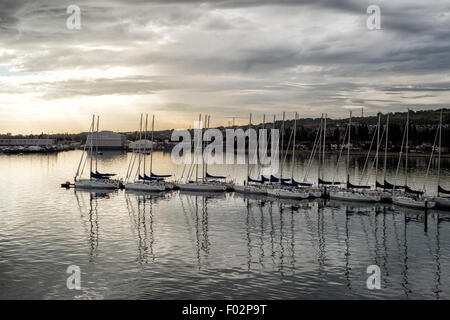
[128,139,155,151]
[86,131,126,150]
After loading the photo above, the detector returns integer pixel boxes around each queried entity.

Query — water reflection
[124,192,161,264]
[1,149,450,299]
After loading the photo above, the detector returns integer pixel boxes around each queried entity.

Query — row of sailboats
[71,111,449,211]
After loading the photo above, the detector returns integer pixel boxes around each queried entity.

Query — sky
[0,0,449,134]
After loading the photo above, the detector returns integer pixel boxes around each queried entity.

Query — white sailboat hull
[234,185,267,195]
[125,181,166,192]
[330,190,380,202]
[178,182,226,192]
[392,196,435,209]
[267,188,309,199]
[75,179,120,189]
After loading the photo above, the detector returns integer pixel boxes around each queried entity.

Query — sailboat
[74,115,121,189]
[329,111,381,202]
[203,115,235,191]
[178,114,227,192]
[266,112,309,199]
[392,110,435,209]
[234,113,268,195]
[125,114,166,192]
[436,110,450,210]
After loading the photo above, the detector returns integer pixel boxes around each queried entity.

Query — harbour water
[1,150,449,299]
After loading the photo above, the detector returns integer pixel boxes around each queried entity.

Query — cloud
[0,0,449,133]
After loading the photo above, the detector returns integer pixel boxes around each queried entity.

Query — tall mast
[375,113,381,189]
[195,114,201,183]
[291,112,297,181]
[405,109,409,187]
[438,110,443,196]
[202,114,208,182]
[143,114,148,175]
[205,115,210,178]
[260,114,266,178]
[318,114,323,182]
[150,114,154,175]
[89,114,95,179]
[347,111,352,183]
[247,113,252,185]
[322,113,327,180]
[95,115,99,172]
[137,114,143,178]
[280,112,286,179]
[383,114,389,184]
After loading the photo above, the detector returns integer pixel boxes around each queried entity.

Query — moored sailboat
[329,111,381,202]
[178,114,227,192]
[74,115,121,190]
[433,110,449,210]
[125,114,166,192]
[392,110,435,209]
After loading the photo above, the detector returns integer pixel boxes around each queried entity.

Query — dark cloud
[0,0,449,126]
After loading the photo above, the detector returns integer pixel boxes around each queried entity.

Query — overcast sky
[0,0,449,133]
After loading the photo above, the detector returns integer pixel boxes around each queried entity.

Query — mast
[405,109,409,187]
[202,114,208,182]
[383,114,389,184]
[260,114,266,179]
[318,114,323,183]
[291,112,297,182]
[205,115,210,178]
[438,110,443,196]
[75,119,93,181]
[247,113,252,185]
[280,112,285,180]
[347,111,352,183]
[150,114,154,175]
[375,113,381,189]
[195,114,201,183]
[89,114,95,179]
[143,114,148,175]
[137,114,143,179]
[95,115,99,173]
[322,113,327,180]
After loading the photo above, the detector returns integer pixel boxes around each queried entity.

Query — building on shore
[128,139,155,152]
[86,131,126,150]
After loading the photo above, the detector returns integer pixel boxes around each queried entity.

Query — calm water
[1,150,450,300]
